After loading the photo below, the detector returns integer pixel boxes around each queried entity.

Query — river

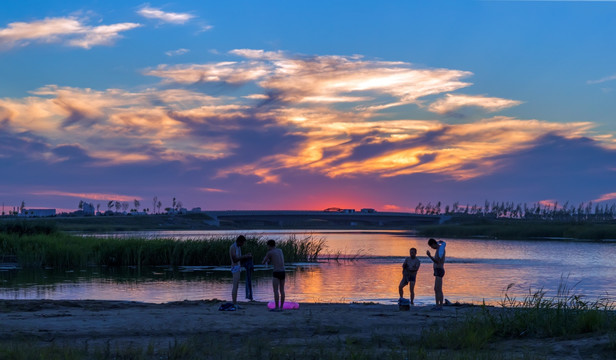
[1,230,615,305]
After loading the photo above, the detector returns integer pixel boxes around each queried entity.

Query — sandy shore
[0,299,610,359]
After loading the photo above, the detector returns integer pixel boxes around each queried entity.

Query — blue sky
[1,0,616,212]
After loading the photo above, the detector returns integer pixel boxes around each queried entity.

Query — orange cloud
[147,50,473,105]
[2,48,612,189]
[219,113,595,182]
[1,86,240,164]
[538,199,558,208]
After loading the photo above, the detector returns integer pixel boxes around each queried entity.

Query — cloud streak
[165,48,190,56]
[587,74,616,85]
[0,17,141,49]
[594,192,616,202]
[31,190,140,202]
[427,94,522,114]
[137,6,195,24]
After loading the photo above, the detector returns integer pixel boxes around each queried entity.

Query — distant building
[189,207,202,213]
[19,208,56,217]
[361,208,376,213]
[324,207,356,213]
[165,208,188,215]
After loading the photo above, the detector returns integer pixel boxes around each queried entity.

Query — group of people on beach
[229,235,287,311]
[229,235,446,311]
[399,238,446,310]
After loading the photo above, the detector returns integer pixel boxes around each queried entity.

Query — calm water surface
[1,230,615,305]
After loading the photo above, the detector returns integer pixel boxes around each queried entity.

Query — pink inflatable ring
[267,301,299,310]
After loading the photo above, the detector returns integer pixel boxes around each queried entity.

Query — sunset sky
[2,0,616,212]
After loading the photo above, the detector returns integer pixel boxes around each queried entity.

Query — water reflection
[1,230,615,305]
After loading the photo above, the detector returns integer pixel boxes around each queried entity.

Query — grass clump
[421,279,616,353]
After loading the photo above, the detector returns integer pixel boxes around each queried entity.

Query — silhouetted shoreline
[2,213,616,240]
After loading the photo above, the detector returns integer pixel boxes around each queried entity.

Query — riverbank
[0,299,613,359]
[0,213,422,233]
[416,218,616,241]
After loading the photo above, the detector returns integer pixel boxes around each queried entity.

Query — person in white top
[229,235,252,307]
[426,238,446,310]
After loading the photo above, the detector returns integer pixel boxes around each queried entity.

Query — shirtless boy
[399,248,421,305]
[426,238,446,310]
[262,239,286,311]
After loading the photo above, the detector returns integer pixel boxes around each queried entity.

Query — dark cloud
[51,144,92,163]
[55,104,102,129]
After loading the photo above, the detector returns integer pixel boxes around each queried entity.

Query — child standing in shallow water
[399,248,421,305]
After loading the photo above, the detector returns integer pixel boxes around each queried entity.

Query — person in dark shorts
[427,238,446,310]
[398,248,420,305]
[262,239,286,311]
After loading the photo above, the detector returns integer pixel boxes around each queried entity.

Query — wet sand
[0,299,610,359]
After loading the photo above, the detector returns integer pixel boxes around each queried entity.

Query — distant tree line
[415,200,616,222]
[82,196,184,215]
[1,196,189,217]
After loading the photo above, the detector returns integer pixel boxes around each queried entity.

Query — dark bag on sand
[218,302,237,311]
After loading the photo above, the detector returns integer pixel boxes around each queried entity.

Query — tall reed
[0,232,325,268]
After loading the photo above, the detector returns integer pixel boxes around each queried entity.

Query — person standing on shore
[230,235,252,308]
[262,239,286,311]
[398,248,420,305]
[426,238,446,310]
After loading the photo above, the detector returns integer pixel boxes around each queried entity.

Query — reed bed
[0,231,325,268]
[0,220,58,236]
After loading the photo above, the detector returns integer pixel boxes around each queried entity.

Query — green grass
[0,231,325,268]
[0,335,547,360]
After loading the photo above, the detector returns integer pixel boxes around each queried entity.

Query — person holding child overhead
[399,248,420,305]
[426,238,446,310]
[262,239,286,312]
